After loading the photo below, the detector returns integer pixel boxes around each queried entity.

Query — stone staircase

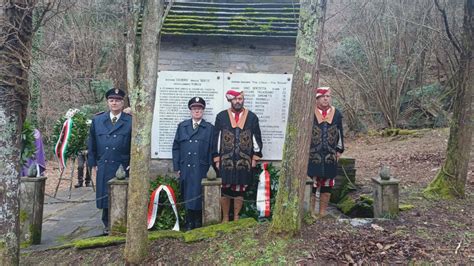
[161,1,299,37]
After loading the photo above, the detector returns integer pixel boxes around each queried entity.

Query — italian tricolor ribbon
[54,118,73,173]
[147,185,180,231]
[256,162,271,217]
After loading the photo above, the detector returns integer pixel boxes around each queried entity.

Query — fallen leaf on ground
[371,224,384,231]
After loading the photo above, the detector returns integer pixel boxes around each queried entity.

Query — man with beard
[213,90,263,222]
[307,87,344,218]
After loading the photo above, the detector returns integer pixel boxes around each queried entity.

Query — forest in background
[27,0,465,157]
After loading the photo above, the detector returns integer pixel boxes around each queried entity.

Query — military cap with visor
[105,88,126,100]
[188,97,206,109]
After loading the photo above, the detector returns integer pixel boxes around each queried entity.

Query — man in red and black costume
[213,90,263,222]
[307,87,344,218]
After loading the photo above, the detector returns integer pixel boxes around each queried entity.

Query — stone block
[372,176,400,218]
[20,176,47,245]
[202,178,222,226]
[331,157,357,203]
[303,177,314,212]
[108,178,129,235]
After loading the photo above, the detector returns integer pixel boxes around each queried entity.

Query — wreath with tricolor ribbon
[256,162,271,218]
[147,185,180,231]
[51,109,89,172]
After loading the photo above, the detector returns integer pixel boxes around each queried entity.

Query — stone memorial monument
[372,166,400,218]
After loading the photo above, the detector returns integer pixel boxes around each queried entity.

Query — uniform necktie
[112,117,117,125]
[235,112,240,123]
[193,122,199,130]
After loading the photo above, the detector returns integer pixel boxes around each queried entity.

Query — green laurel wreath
[51,111,89,158]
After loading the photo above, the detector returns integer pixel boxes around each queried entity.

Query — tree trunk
[124,0,164,263]
[0,0,33,264]
[424,0,473,199]
[270,0,327,234]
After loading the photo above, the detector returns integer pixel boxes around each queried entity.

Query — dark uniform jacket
[212,108,263,185]
[307,106,344,179]
[88,111,132,209]
[172,119,214,210]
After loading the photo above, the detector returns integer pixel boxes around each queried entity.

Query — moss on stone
[20,242,31,249]
[338,157,355,167]
[111,220,127,234]
[258,22,272,32]
[162,27,281,35]
[381,128,421,137]
[399,204,415,211]
[359,194,374,205]
[183,218,257,243]
[74,236,125,249]
[337,196,356,214]
[330,174,356,204]
[19,209,28,223]
[164,23,218,29]
[148,230,184,241]
[165,15,296,22]
[29,224,41,245]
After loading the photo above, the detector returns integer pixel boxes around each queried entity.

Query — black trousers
[101,208,109,228]
[77,151,91,184]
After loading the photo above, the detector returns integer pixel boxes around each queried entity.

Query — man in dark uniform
[172,97,214,230]
[74,150,91,188]
[213,90,263,222]
[88,88,132,234]
[307,87,344,218]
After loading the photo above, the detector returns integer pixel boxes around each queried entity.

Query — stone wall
[150,35,295,176]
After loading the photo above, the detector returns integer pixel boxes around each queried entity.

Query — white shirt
[110,112,122,122]
[192,119,202,129]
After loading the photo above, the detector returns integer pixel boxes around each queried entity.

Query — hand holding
[252,159,257,168]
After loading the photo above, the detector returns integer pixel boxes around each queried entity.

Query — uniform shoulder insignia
[94,111,105,116]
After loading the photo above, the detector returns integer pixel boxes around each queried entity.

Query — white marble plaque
[151,71,224,158]
[151,71,292,160]
[223,73,292,160]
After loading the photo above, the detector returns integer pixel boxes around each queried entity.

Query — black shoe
[194,221,202,229]
[102,228,109,236]
[85,183,92,187]
[74,183,83,188]
[193,210,202,229]
[185,221,193,231]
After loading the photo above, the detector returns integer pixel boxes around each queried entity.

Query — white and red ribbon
[256,162,271,217]
[147,185,180,231]
[54,118,73,173]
